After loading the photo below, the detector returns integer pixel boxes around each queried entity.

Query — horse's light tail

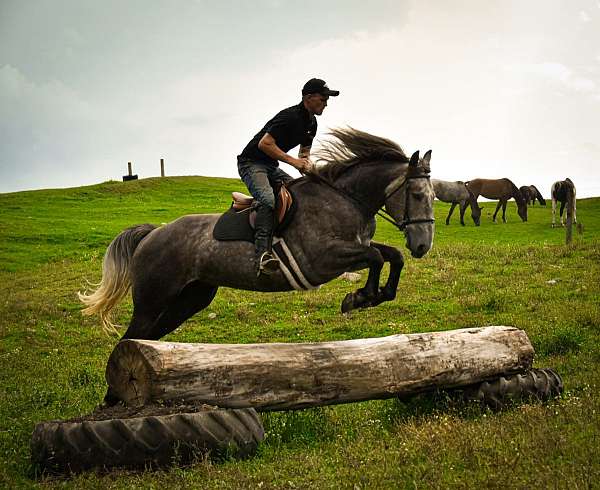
[78,223,156,335]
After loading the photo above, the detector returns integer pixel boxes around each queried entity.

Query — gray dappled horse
[551,178,576,227]
[432,179,482,226]
[79,129,435,343]
[466,178,528,223]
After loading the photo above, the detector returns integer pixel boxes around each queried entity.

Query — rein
[308,170,434,232]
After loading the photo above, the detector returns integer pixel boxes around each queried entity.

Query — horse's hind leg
[552,198,557,227]
[559,201,566,225]
[102,281,218,407]
[502,201,507,223]
[123,281,218,340]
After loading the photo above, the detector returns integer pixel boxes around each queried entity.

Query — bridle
[308,169,435,232]
[376,173,435,231]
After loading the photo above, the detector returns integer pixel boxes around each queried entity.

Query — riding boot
[254,205,279,276]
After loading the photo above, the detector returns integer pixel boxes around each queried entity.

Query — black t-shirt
[239,102,317,166]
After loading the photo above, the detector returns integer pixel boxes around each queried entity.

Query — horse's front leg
[493,201,502,222]
[459,201,467,226]
[365,242,404,307]
[446,202,458,225]
[339,245,385,313]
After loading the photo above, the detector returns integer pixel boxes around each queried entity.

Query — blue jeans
[237,158,293,210]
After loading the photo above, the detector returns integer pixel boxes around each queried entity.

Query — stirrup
[257,251,280,276]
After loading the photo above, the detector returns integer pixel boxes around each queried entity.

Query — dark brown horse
[551,178,576,227]
[519,185,546,206]
[466,178,528,223]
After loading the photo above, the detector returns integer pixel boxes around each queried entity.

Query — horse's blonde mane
[315,127,409,182]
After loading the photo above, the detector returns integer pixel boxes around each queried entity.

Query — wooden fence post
[160,158,165,177]
[122,162,138,182]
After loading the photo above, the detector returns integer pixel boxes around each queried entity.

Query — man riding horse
[237,78,340,276]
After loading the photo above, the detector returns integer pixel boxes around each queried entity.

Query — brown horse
[519,185,546,206]
[466,178,528,223]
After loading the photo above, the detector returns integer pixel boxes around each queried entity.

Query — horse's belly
[192,239,302,293]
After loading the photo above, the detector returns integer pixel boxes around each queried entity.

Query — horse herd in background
[432,177,577,227]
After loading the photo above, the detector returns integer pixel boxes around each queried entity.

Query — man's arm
[258,133,312,173]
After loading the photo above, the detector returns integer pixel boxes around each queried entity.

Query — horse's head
[471,204,482,226]
[384,150,435,258]
[466,188,482,226]
[516,192,528,222]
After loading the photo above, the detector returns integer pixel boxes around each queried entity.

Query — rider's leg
[238,161,280,275]
[254,204,279,275]
[271,167,294,185]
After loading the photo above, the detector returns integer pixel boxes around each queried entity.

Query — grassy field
[1,176,599,489]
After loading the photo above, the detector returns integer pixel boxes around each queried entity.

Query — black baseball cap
[302,78,340,97]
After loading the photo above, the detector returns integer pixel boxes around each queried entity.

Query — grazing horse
[466,178,528,223]
[519,185,546,206]
[79,128,435,344]
[551,178,576,227]
[432,179,482,226]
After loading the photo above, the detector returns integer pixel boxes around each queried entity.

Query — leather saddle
[213,184,295,242]
[231,185,293,228]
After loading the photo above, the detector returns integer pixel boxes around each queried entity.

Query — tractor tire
[449,368,563,410]
[31,405,264,474]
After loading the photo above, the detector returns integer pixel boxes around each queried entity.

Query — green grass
[1,176,599,488]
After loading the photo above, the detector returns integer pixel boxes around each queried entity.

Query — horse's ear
[422,149,432,165]
[409,150,420,167]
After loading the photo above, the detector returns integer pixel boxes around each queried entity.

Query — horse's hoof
[341,293,356,313]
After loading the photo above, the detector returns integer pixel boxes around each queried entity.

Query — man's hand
[302,159,316,174]
[289,157,315,174]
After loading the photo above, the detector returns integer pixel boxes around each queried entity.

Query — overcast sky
[1,0,599,197]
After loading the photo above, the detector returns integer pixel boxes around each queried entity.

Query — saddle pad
[213,207,255,242]
[213,187,298,243]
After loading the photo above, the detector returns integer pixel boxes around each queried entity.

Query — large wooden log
[106,326,534,410]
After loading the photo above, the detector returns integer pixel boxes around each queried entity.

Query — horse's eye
[412,192,424,201]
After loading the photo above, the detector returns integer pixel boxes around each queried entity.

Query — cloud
[1,1,600,196]
[0,64,30,95]
[518,62,597,95]
[0,64,146,189]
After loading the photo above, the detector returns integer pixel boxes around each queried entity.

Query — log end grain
[105,340,162,406]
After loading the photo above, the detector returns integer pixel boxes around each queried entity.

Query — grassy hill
[1,176,599,488]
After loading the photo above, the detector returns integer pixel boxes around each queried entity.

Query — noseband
[377,174,435,231]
